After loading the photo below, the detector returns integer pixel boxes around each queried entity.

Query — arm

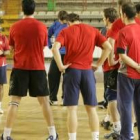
[48,23,55,49]
[92,40,112,70]
[108,37,119,66]
[119,54,140,73]
[52,42,71,72]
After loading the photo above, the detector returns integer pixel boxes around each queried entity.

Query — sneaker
[130,132,134,140]
[104,130,120,139]
[100,120,111,130]
[1,134,13,140]
[46,133,58,140]
[49,100,58,106]
[98,101,107,109]
[0,109,4,114]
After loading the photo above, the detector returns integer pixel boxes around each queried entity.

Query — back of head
[122,2,136,20]
[135,3,140,14]
[103,8,118,23]
[22,0,35,16]
[58,11,68,21]
[67,13,80,23]
[118,0,131,6]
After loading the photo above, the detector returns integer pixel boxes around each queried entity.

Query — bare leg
[37,96,54,126]
[0,84,4,102]
[85,105,99,131]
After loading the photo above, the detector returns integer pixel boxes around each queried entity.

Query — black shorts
[9,69,49,97]
[106,69,118,90]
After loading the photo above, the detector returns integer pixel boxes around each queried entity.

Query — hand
[59,63,71,73]
[0,50,3,55]
[91,63,98,71]
[136,65,140,73]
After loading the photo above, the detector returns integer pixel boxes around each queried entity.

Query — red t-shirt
[117,23,140,79]
[0,34,9,67]
[102,29,119,72]
[9,18,47,70]
[56,23,106,70]
[108,17,140,71]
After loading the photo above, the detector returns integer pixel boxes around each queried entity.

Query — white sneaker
[0,108,4,114]
[49,100,58,106]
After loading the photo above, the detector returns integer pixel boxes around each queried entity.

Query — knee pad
[105,88,117,102]
[9,101,19,107]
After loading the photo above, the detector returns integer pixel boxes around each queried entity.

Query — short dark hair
[122,2,136,20]
[118,0,131,6]
[58,11,68,21]
[67,13,80,22]
[22,0,35,15]
[103,8,118,23]
[135,3,140,14]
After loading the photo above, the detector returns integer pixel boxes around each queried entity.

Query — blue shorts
[0,66,7,84]
[63,68,97,106]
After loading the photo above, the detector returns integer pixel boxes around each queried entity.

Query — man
[48,10,68,105]
[0,33,10,114]
[107,0,140,139]
[117,2,140,140]
[100,8,120,133]
[52,13,112,140]
[0,0,58,140]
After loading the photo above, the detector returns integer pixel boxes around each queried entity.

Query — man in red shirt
[117,2,140,140]
[52,13,112,140]
[0,0,58,140]
[0,34,10,114]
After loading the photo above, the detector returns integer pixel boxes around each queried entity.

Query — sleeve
[56,30,65,47]
[117,31,127,54]
[3,36,10,50]
[9,27,15,47]
[95,29,107,48]
[48,22,55,48]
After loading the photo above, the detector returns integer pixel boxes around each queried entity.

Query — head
[103,8,118,27]
[58,11,68,23]
[118,0,131,15]
[135,3,140,19]
[120,2,136,24]
[22,0,35,16]
[67,13,80,26]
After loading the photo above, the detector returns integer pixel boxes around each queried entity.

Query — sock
[91,132,99,140]
[0,102,2,109]
[3,128,12,139]
[48,126,56,139]
[104,114,110,122]
[68,133,76,140]
[132,123,134,133]
[113,121,121,132]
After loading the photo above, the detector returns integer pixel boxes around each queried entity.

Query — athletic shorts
[0,66,7,84]
[9,69,49,97]
[105,69,118,102]
[106,69,118,90]
[63,68,97,106]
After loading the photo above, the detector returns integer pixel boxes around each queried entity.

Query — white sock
[3,128,12,139]
[0,102,2,109]
[48,126,56,139]
[91,132,99,140]
[132,123,134,133]
[113,121,121,132]
[68,133,76,140]
[104,114,110,122]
